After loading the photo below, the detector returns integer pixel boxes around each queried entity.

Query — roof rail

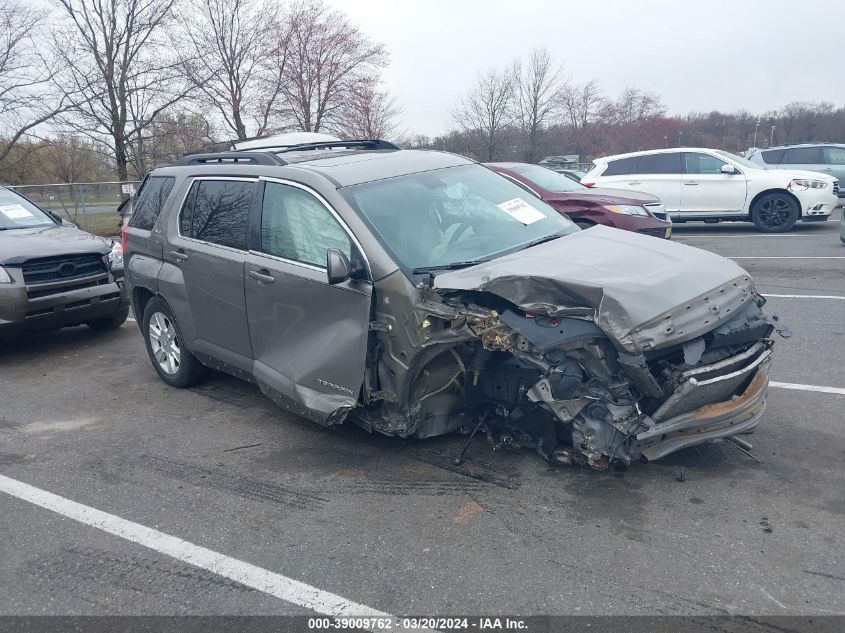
[268,139,400,154]
[174,151,286,166]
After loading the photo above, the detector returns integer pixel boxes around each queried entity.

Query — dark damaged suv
[125,139,775,468]
[0,186,128,335]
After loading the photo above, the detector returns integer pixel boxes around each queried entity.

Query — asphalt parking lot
[1,213,843,620]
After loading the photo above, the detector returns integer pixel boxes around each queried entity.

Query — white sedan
[582,147,838,232]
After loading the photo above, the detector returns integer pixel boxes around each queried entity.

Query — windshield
[509,164,586,192]
[713,150,761,170]
[0,188,56,230]
[341,164,578,271]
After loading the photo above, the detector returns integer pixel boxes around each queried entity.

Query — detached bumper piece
[637,342,772,460]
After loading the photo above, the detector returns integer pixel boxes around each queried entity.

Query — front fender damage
[352,265,776,469]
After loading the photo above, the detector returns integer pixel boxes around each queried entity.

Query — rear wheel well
[748,188,801,215]
[132,286,155,321]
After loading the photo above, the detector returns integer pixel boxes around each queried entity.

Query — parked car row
[581,147,839,232]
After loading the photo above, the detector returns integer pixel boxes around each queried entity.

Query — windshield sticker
[0,204,34,219]
[496,198,545,225]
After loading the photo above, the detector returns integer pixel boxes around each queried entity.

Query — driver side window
[684,152,727,175]
[260,182,351,268]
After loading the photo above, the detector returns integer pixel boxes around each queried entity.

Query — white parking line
[729,256,845,259]
[0,474,399,626]
[770,382,845,396]
[677,234,836,238]
[127,316,136,322]
[762,294,845,300]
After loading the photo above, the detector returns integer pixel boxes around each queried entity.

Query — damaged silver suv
[125,139,775,468]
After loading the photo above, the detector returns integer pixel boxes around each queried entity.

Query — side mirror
[720,164,738,174]
[326,248,351,285]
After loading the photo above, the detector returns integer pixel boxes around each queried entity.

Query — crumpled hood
[434,225,756,354]
[0,224,111,265]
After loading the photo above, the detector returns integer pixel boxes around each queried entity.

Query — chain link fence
[8,181,141,237]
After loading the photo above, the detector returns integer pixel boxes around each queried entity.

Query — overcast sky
[328,0,845,137]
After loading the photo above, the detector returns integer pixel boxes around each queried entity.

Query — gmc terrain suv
[125,139,775,468]
[0,186,128,335]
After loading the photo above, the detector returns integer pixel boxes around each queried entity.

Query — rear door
[822,146,845,187]
[629,152,683,212]
[165,177,256,372]
[244,178,372,422]
[681,152,747,216]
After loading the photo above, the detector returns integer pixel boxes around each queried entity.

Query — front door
[680,152,747,215]
[244,179,372,422]
[166,177,256,371]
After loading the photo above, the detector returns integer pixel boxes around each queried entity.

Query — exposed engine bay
[354,263,775,469]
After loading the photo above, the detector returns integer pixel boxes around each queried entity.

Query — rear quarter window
[602,157,637,176]
[129,176,175,230]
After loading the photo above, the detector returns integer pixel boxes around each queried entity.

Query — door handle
[248,269,275,284]
[627,181,641,185]
[170,250,188,261]
[684,182,700,186]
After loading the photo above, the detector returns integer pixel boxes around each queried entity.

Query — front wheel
[751,192,800,232]
[142,297,207,388]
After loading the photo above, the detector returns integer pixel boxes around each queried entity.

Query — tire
[751,192,800,233]
[142,296,207,388]
[575,220,595,230]
[86,306,130,331]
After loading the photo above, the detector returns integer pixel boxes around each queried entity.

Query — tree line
[2,2,844,187]
[0,0,398,184]
[418,47,845,165]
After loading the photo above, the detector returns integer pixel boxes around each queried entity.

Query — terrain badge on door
[316,378,354,396]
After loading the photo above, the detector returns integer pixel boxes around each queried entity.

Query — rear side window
[759,149,785,165]
[636,153,682,174]
[602,157,637,176]
[259,182,350,267]
[129,176,174,230]
[784,147,823,164]
[179,179,253,250]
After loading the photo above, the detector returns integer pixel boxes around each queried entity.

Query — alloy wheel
[757,196,792,228]
[148,311,181,375]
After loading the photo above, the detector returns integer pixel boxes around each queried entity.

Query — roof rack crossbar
[174,152,286,166]
[270,139,400,154]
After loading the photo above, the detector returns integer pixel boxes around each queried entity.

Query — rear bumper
[637,343,772,460]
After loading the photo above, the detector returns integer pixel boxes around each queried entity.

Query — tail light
[121,224,131,254]
[582,181,595,188]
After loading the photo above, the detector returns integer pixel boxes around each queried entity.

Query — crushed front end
[354,255,775,469]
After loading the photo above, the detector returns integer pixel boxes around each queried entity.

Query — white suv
[582,148,839,232]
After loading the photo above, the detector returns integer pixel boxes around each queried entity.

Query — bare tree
[512,47,564,162]
[177,0,291,141]
[51,0,194,181]
[0,0,71,163]
[559,79,605,158]
[612,87,666,126]
[452,66,513,161]
[279,0,388,133]
[339,79,402,139]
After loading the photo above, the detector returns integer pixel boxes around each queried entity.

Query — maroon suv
[486,162,672,239]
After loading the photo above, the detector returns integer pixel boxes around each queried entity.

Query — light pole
[753,120,761,148]
[770,124,776,147]
[678,130,682,147]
